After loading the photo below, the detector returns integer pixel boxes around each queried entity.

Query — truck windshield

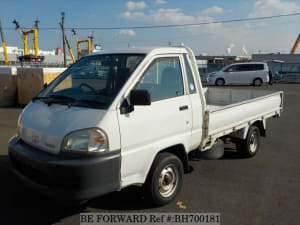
[39,54,145,109]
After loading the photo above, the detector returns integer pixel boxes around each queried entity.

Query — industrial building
[0,46,72,65]
[252,53,300,82]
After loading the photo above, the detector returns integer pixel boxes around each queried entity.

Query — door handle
[179,105,188,111]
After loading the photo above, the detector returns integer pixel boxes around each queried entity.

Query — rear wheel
[236,126,260,157]
[145,152,183,206]
[215,78,225,86]
[253,78,262,86]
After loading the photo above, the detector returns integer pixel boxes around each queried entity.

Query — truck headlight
[62,128,108,153]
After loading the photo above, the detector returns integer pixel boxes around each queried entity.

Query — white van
[9,47,282,206]
[207,62,270,86]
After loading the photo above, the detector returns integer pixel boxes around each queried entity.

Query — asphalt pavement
[0,84,299,225]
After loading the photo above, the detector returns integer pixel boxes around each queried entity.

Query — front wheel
[236,126,260,157]
[215,78,225,86]
[145,152,183,206]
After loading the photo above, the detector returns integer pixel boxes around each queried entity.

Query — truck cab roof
[90,46,189,56]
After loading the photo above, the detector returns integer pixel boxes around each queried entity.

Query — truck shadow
[190,147,247,161]
[87,186,155,210]
[0,155,156,224]
[221,147,246,160]
[0,155,83,225]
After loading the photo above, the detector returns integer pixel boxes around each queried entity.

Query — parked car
[9,47,283,206]
[207,62,270,86]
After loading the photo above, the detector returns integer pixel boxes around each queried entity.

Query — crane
[13,19,44,62]
[290,34,300,54]
[0,19,10,65]
[71,29,92,59]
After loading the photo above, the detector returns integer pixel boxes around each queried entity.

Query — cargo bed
[202,88,283,149]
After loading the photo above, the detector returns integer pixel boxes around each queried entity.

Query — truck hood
[20,101,106,154]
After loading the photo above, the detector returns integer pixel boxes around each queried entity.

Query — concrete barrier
[0,67,18,107]
[17,67,66,105]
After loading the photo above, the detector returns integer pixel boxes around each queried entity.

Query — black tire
[145,152,183,206]
[236,126,260,157]
[253,78,262,86]
[215,78,225,86]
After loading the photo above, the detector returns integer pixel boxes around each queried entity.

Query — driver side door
[224,65,240,84]
[117,55,193,187]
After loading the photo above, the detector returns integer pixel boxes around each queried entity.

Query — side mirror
[130,89,151,106]
[120,89,151,115]
[120,99,134,114]
[43,83,48,88]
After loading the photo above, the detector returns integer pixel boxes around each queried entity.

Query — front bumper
[8,136,120,201]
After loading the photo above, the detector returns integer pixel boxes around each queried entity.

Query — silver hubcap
[254,80,261,86]
[217,80,223,85]
[249,131,258,153]
[158,164,178,198]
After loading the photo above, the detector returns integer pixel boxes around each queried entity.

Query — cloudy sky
[0,0,300,55]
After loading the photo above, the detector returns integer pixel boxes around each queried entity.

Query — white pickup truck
[9,46,283,206]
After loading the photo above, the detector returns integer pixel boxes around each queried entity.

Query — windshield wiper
[49,95,76,101]
[32,95,75,106]
[33,95,107,109]
[45,94,77,107]
[77,98,108,107]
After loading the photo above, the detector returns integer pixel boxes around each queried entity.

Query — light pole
[61,12,67,67]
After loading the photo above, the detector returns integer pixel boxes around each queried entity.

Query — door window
[252,64,264,70]
[224,65,239,72]
[135,57,184,102]
[225,64,265,72]
[238,64,253,72]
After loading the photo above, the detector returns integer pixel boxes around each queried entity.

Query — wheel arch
[231,119,266,141]
[154,144,189,172]
[252,120,266,137]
